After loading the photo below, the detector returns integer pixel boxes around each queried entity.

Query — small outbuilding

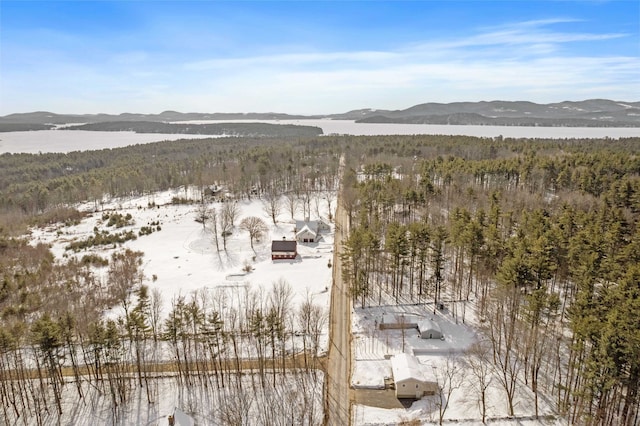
[417,319,443,340]
[390,353,438,399]
[271,240,298,260]
[379,313,419,330]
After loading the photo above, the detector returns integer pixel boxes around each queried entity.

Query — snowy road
[325,155,353,425]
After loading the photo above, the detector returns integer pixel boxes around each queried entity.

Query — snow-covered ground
[13,370,324,425]
[31,187,335,341]
[26,186,566,424]
[19,188,333,424]
[350,299,563,425]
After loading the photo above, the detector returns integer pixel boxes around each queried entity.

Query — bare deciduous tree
[465,341,494,423]
[208,206,220,251]
[239,216,268,252]
[261,191,282,225]
[195,201,210,230]
[218,200,239,251]
[434,353,463,425]
[108,249,144,318]
[221,201,240,228]
[283,191,299,220]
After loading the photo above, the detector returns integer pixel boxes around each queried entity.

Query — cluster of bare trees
[0,136,342,236]
[0,233,327,424]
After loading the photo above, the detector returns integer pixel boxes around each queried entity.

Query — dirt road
[325,155,353,426]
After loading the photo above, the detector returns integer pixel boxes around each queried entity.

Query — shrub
[104,212,134,228]
[66,229,137,252]
[80,254,109,267]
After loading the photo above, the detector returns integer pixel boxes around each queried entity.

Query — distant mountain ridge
[0,111,317,125]
[1,99,639,128]
[332,99,640,127]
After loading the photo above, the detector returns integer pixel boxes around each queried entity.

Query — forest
[339,135,640,425]
[0,133,639,424]
[63,121,323,137]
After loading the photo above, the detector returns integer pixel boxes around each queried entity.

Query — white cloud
[184,50,399,71]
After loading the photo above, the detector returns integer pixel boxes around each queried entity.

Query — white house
[417,319,443,339]
[296,223,318,243]
[391,353,439,398]
[295,219,329,243]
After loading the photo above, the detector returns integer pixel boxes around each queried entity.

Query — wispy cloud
[186,18,629,70]
[177,18,636,109]
[2,12,637,114]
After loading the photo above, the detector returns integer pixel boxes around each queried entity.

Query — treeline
[0,123,55,132]
[0,135,341,234]
[339,135,640,425]
[64,121,323,137]
[0,241,326,424]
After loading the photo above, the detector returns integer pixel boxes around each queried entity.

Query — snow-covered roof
[417,319,441,333]
[382,313,420,325]
[296,220,319,234]
[296,224,317,237]
[391,353,427,383]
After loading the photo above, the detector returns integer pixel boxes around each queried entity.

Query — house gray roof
[271,240,297,252]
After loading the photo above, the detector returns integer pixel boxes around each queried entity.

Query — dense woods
[1,133,639,424]
[0,136,340,234]
[339,134,640,425]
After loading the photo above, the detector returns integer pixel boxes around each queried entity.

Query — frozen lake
[177,119,640,139]
[0,130,219,154]
[2,120,639,154]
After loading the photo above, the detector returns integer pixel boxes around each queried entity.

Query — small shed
[417,319,443,340]
[379,313,419,330]
[391,353,438,399]
[271,240,297,260]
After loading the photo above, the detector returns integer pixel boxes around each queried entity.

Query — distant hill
[0,111,316,125]
[331,100,640,127]
[1,99,639,129]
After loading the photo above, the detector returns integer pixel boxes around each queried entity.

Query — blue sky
[1,1,638,115]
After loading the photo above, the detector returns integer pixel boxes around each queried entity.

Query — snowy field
[11,188,333,425]
[31,187,335,345]
[3,120,640,154]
